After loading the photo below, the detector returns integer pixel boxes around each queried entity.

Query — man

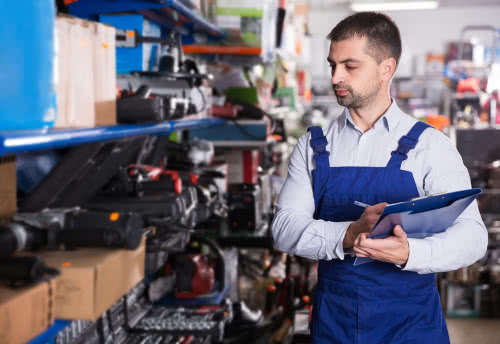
[272,12,487,343]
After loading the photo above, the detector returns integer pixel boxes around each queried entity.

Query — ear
[380,57,397,82]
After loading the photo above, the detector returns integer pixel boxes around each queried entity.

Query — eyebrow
[326,57,362,64]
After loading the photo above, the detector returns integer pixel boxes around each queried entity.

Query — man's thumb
[393,225,406,237]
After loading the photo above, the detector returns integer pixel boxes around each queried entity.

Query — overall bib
[309,122,450,344]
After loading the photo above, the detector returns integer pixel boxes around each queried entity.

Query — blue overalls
[309,122,450,344]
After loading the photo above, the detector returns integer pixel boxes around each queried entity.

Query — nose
[331,66,344,86]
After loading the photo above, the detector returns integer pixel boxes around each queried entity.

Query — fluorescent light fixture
[351,1,439,11]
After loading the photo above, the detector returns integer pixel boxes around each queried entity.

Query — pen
[354,201,371,208]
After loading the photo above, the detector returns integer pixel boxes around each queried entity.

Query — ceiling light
[351,1,439,11]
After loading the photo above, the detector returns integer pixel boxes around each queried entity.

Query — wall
[309,6,500,86]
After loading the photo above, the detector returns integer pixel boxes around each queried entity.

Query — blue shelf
[68,0,225,39]
[27,320,71,344]
[0,118,223,156]
[170,0,222,37]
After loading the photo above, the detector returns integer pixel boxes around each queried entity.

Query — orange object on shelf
[426,115,450,131]
[304,89,312,102]
[183,45,262,55]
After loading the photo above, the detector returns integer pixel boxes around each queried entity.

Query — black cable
[196,86,208,113]
[224,97,276,139]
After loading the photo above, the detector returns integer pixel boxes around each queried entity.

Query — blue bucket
[0,2,57,130]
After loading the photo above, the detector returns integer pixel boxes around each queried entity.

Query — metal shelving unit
[0,118,223,156]
[68,0,225,39]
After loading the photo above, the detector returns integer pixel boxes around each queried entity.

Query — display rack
[0,118,223,156]
[68,0,225,39]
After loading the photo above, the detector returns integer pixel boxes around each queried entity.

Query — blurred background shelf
[183,45,262,55]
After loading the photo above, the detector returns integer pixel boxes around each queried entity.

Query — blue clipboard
[354,188,481,265]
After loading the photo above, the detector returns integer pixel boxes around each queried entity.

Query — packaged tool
[88,186,198,229]
[0,208,144,258]
[129,304,231,343]
[227,184,264,232]
[0,255,59,287]
[21,139,145,212]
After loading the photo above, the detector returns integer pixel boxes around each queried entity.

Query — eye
[346,65,357,70]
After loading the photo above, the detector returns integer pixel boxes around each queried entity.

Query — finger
[357,247,380,259]
[354,232,366,247]
[357,233,369,246]
[393,225,407,238]
[366,214,381,226]
[367,202,388,215]
[353,247,371,257]
[354,235,361,247]
[359,237,398,250]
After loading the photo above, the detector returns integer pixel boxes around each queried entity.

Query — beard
[332,81,381,109]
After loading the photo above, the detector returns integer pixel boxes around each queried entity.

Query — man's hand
[353,225,410,266]
[343,203,387,249]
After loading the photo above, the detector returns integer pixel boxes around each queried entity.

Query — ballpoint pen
[353,201,371,208]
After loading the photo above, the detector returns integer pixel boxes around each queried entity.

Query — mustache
[332,84,352,91]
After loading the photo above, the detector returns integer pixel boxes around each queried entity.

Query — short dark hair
[327,12,402,65]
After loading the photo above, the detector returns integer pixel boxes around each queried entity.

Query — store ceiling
[309,0,500,10]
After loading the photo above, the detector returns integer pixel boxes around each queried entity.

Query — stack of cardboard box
[56,16,117,128]
[0,156,146,343]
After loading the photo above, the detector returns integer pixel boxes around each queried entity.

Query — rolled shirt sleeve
[402,129,488,273]
[272,133,352,260]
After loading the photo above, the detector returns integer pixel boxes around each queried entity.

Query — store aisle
[447,318,500,344]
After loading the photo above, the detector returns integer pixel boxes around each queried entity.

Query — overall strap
[387,121,432,169]
[308,126,330,219]
[308,126,330,168]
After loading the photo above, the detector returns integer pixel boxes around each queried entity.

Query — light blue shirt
[272,101,487,274]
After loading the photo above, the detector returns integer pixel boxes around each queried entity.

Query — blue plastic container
[0,2,57,130]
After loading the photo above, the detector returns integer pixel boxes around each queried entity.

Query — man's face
[328,36,383,109]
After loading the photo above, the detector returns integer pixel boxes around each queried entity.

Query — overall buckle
[311,136,328,154]
[396,136,417,155]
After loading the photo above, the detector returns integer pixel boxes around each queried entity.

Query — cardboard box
[55,17,95,128]
[55,16,95,128]
[0,156,16,219]
[55,16,117,128]
[0,279,56,344]
[91,22,117,126]
[39,240,145,320]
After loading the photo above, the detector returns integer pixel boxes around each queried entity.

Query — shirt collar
[337,99,403,134]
